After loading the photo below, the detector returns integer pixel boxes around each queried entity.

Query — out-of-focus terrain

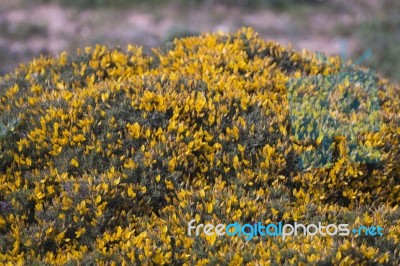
[0,0,399,81]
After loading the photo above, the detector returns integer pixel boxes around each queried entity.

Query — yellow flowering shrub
[0,28,399,265]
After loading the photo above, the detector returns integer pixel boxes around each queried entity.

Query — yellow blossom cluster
[0,28,399,264]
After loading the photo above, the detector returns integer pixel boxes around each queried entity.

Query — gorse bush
[0,28,399,264]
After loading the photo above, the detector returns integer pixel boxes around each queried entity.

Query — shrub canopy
[0,28,399,264]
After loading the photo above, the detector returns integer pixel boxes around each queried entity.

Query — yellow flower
[123,159,137,169]
[127,186,136,198]
[0,216,6,229]
[127,122,141,139]
[76,227,87,238]
[101,92,109,102]
[72,134,86,143]
[70,158,79,167]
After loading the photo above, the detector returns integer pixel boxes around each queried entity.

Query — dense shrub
[0,28,399,264]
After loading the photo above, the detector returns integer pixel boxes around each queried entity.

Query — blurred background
[0,0,399,82]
